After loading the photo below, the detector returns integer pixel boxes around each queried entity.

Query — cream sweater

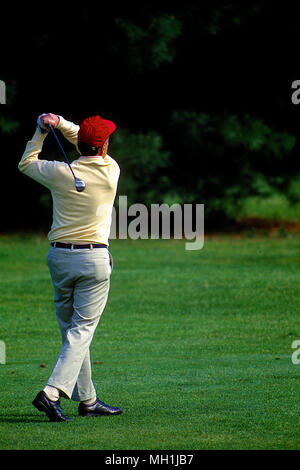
[18,116,120,245]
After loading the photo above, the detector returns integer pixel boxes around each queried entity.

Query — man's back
[18,116,120,245]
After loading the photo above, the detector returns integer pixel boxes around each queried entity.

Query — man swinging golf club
[18,113,121,421]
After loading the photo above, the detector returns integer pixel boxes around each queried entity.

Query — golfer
[18,113,121,421]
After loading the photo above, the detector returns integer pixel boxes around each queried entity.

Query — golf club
[48,124,86,192]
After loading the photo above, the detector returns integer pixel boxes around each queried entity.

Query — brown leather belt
[51,242,107,249]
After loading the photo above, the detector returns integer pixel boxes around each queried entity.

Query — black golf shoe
[32,391,71,422]
[78,398,122,417]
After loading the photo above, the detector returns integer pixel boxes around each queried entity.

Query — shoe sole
[79,410,122,417]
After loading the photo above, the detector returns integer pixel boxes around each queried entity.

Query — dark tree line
[1,4,300,232]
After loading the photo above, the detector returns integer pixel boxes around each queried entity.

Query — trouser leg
[53,293,97,401]
[46,247,110,401]
[71,349,95,401]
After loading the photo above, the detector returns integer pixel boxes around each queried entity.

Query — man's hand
[38,113,60,131]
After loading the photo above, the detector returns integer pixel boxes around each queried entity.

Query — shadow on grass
[0,413,62,423]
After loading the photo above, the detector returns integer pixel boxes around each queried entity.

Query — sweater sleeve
[18,127,67,190]
[57,115,80,152]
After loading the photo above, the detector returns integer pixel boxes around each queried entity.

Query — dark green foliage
[115,14,182,73]
[2,4,300,230]
[110,128,171,205]
[168,111,296,223]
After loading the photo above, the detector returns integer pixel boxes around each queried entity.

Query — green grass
[1,233,300,449]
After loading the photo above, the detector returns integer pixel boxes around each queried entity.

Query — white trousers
[46,245,111,401]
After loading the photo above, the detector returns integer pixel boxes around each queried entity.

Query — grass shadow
[0,413,60,423]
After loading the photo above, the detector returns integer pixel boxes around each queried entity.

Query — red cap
[77,115,116,147]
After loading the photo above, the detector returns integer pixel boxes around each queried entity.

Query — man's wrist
[34,126,49,141]
[37,124,49,134]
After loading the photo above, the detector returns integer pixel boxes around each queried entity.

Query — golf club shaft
[48,124,77,181]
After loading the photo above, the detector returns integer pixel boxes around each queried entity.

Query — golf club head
[75,178,86,192]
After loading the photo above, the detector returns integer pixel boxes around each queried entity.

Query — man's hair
[78,142,101,156]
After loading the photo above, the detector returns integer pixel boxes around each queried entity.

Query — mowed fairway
[1,233,300,450]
